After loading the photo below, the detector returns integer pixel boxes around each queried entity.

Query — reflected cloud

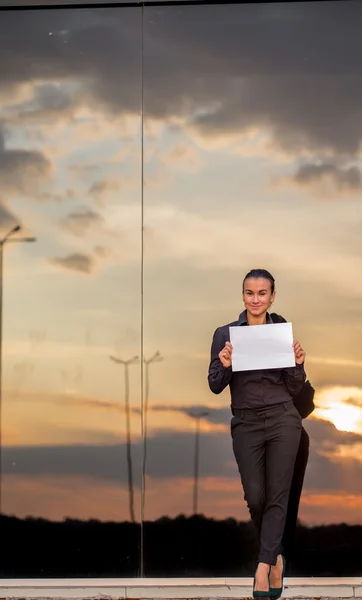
[0,124,52,197]
[61,209,103,236]
[159,144,204,173]
[308,356,362,369]
[0,201,18,232]
[7,84,76,126]
[49,252,95,274]
[2,474,141,522]
[293,161,362,192]
[1,3,362,161]
[314,386,362,433]
[89,180,123,205]
[299,491,362,525]
[2,443,143,483]
[150,403,230,425]
[321,442,362,464]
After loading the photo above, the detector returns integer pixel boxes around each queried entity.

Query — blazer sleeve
[282,363,306,396]
[208,327,233,394]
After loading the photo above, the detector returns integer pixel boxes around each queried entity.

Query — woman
[208,269,306,598]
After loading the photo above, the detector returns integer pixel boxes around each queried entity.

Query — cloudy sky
[1,1,362,528]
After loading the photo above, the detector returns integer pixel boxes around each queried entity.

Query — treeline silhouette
[1,513,362,577]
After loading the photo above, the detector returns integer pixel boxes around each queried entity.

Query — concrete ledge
[1,578,362,599]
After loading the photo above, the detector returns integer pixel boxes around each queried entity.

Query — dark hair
[242,269,275,293]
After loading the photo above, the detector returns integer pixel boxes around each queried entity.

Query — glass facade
[1,0,362,578]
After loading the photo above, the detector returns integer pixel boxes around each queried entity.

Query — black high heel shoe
[269,555,286,600]
[253,564,271,599]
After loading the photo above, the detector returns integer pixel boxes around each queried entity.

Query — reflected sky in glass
[1,2,362,528]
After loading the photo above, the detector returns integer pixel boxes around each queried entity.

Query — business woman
[208,269,306,599]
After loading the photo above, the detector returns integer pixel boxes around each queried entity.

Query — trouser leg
[232,412,265,545]
[259,403,302,565]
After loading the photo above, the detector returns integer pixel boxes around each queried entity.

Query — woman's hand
[293,340,306,365]
[219,342,233,368]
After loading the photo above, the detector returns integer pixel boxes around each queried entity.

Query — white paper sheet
[229,322,295,372]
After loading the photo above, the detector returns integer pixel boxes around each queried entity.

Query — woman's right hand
[219,342,233,368]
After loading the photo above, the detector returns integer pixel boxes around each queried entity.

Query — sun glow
[314,387,362,433]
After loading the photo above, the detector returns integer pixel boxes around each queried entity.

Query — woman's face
[242,277,275,317]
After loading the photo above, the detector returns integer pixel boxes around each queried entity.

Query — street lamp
[186,410,209,515]
[109,354,139,523]
[0,224,36,515]
[142,351,163,519]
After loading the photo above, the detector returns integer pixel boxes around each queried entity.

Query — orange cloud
[2,474,141,522]
[299,491,362,524]
[4,472,361,526]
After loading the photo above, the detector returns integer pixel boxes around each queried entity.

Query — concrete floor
[1,578,362,599]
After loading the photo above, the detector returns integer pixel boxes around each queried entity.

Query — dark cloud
[0,10,142,119]
[88,180,122,204]
[0,148,50,193]
[144,2,362,157]
[293,161,362,191]
[62,209,103,236]
[2,443,143,484]
[70,163,102,178]
[1,430,235,485]
[49,252,94,274]
[0,124,51,196]
[3,416,362,499]
[9,84,75,125]
[306,418,362,449]
[0,202,18,233]
[150,404,230,426]
[34,85,71,112]
[1,2,362,162]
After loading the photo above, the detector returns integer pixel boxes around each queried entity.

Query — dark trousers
[282,427,310,561]
[231,401,302,565]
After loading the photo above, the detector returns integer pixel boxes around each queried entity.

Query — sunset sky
[1,1,362,527]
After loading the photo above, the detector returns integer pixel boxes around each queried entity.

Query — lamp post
[0,225,36,515]
[187,411,209,515]
[109,354,139,523]
[142,351,163,519]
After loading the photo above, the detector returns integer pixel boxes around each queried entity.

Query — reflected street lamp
[109,354,139,523]
[142,351,163,519]
[0,225,36,515]
[187,411,209,515]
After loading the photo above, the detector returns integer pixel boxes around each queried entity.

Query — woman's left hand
[293,340,306,365]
